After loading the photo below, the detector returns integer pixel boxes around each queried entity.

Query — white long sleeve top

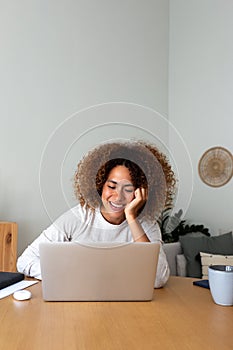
[17,204,170,288]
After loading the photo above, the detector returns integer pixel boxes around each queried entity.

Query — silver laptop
[39,241,160,301]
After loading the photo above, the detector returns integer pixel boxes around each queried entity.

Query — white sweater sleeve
[17,224,69,279]
[143,221,170,288]
[17,206,82,279]
[154,244,170,288]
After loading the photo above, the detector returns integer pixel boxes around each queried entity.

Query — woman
[17,140,176,288]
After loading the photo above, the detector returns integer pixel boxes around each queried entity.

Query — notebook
[39,241,160,301]
[0,271,24,290]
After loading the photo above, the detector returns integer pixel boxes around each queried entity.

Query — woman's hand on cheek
[124,187,147,222]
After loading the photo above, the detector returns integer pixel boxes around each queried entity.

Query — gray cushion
[179,232,233,278]
[163,242,182,276]
[176,254,187,277]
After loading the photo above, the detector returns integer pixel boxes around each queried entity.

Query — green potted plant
[158,208,210,243]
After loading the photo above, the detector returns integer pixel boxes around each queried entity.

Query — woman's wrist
[134,233,147,242]
[127,217,150,242]
[125,212,137,224]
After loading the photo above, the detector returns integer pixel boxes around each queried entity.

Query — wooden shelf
[0,222,18,272]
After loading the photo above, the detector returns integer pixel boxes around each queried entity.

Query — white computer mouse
[13,290,32,301]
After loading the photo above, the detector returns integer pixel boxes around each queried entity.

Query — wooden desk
[0,276,232,350]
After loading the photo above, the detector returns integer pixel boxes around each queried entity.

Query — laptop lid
[39,241,160,301]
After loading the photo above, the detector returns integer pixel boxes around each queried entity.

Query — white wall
[169,0,233,234]
[0,1,169,255]
[2,1,232,257]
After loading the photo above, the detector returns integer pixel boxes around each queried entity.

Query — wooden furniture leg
[0,222,18,272]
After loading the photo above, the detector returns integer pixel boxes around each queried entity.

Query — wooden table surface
[0,276,232,350]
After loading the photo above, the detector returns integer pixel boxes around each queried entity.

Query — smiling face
[100,165,135,224]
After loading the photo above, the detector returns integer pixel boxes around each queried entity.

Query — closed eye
[124,188,134,193]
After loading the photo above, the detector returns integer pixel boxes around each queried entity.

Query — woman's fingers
[134,187,148,202]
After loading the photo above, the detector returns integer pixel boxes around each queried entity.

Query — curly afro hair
[73,140,176,221]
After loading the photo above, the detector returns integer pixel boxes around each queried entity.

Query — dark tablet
[193,279,210,289]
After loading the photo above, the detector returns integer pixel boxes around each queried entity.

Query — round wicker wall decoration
[198,146,233,187]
